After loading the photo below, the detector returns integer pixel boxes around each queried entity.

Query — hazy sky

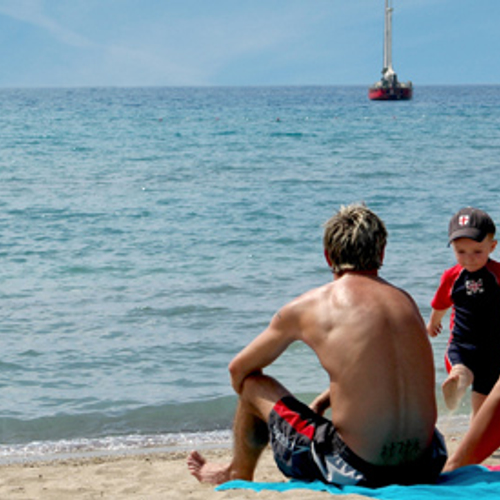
[0,0,498,88]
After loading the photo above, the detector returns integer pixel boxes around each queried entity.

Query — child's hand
[426,321,442,337]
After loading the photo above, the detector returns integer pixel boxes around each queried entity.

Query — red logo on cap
[459,215,470,226]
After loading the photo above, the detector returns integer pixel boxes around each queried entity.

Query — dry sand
[1,433,498,500]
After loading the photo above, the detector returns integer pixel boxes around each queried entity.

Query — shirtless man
[187,204,447,487]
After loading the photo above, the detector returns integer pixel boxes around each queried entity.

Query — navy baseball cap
[448,207,496,244]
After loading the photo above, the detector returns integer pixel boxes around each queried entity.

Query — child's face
[451,236,497,272]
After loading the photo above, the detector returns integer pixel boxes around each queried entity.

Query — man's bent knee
[240,374,288,399]
[240,374,290,418]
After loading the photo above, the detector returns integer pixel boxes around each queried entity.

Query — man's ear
[324,249,332,267]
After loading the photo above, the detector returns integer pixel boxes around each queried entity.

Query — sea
[1,85,499,463]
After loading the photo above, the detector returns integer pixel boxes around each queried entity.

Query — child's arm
[426,308,448,337]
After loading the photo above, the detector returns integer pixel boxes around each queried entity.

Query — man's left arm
[309,388,331,416]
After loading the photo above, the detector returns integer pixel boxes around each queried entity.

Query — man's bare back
[288,271,437,465]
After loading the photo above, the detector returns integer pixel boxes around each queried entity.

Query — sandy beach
[0,433,498,500]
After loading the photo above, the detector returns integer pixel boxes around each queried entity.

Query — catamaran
[369,0,412,101]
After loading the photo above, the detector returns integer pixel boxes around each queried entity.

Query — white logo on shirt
[465,278,484,295]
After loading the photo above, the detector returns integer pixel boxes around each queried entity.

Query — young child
[427,207,500,416]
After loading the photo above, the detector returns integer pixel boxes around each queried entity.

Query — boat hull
[368,85,412,101]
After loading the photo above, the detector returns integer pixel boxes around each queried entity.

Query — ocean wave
[0,413,470,464]
[0,430,232,464]
[0,397,237,447]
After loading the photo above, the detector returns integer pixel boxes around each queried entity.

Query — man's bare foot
[187,450,232,485]
[442,374,465,411]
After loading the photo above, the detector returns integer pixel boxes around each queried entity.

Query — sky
[0,0,499,88]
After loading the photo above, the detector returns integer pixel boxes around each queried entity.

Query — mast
[369,0,412,99]
[383,0,394,75]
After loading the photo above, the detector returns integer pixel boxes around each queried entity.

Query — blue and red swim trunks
[268,395,447,487]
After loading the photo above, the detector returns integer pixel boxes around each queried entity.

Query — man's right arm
[228,304,301,394]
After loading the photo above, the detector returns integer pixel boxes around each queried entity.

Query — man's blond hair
[323,204,387,274]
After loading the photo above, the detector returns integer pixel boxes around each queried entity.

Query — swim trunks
[268,396,447,487]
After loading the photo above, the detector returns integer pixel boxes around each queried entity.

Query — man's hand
[309,389,331,416]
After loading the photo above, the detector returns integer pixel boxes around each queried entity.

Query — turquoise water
[1,85,499,460]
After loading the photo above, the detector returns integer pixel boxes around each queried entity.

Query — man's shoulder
[287,283,332,308]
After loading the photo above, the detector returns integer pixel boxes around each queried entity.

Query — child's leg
[470,391,487,419]
[442,364,473,411]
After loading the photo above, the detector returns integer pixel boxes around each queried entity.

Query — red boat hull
[368,85,412,101]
